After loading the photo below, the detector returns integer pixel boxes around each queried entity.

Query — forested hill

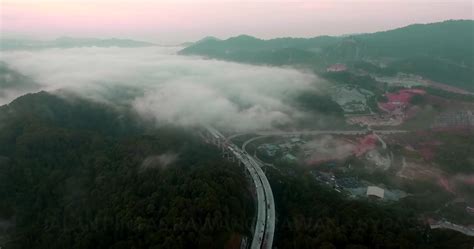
[181,20,474,91]
[181,20,473,65]
[327,20,473,65]
[0,92,253,249]
[180,34,336,66]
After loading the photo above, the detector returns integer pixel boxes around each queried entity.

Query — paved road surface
[253,129,408,136]
[228,129,408,141]
[205,126,275,249]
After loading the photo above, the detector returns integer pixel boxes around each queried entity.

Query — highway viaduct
[203,126,275,249]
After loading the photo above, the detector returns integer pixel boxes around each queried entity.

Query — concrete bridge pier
[222,150,228,158]
[221,145,226,153]
[223,149,231,160]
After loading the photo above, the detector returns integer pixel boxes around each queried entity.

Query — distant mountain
[182,20,473,64]
[195,36,221,44]
[52,37,155,48]
[181,20,474,90]
[329,20,474,90]
[180,34,338,65]
[326,20,474,69]
[0,37,155,50]
[182,34,338,53]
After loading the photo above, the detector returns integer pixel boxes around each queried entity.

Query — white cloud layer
[0,46,321,131]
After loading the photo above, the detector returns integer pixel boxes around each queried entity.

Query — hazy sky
[1,0,473,43]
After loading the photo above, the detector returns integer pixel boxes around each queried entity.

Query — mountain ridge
[0,37,156,50]
[180,20,474,91]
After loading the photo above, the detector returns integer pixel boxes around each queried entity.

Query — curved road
[205,126,275,249]
[229,129,408,141]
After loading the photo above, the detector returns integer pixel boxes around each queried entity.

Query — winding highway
[205,126,275,249]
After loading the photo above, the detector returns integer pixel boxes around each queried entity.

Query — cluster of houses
[310,170,406,201]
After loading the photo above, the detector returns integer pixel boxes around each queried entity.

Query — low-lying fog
[0,46,323,131]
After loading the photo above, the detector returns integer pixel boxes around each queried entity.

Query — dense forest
[0,92,253,249]
[295,92,344,116]
[1,92,473,249]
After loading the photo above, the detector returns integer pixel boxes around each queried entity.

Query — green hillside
[350,20,474,65]
[181,20,474,91]
[0,92,253,249]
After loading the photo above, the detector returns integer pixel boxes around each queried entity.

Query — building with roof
[366,186,385,199]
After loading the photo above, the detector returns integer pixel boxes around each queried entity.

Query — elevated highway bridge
[204,126,275,249]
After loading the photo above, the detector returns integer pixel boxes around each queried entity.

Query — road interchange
[205,127,408,249]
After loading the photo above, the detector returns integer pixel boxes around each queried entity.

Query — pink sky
[1,0,473,43]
